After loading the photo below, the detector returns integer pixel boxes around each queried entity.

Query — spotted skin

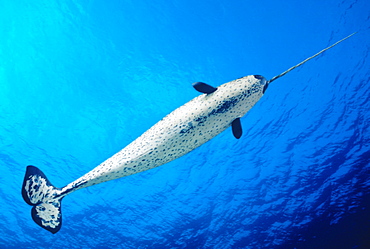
[21,75,267,233]
[60,75,267,195]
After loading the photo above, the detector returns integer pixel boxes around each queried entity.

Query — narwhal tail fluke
[22,165,63,234]
[268,32,357,84]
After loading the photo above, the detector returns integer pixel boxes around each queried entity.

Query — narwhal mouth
[263,81,269,94]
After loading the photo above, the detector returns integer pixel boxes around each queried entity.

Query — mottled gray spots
[23,73,266,234]
[58,75,267,195]
[210,97,239,115]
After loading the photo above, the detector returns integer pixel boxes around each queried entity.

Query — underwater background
[1,0,369,248]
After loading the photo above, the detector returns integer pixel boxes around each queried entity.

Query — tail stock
[21,165,63,234]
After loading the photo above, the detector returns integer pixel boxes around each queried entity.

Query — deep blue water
[1,0,369,248]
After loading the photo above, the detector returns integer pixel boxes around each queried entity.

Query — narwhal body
[21,33,355,233]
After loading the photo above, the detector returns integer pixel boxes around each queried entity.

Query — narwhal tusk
[268,32,357,84]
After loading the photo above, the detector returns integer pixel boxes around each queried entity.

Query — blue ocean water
[1,0,369,248]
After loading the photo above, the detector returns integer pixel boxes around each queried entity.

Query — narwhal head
[253,75,269,94]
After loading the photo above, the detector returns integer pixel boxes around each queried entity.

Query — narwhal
[22,33,355,233]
